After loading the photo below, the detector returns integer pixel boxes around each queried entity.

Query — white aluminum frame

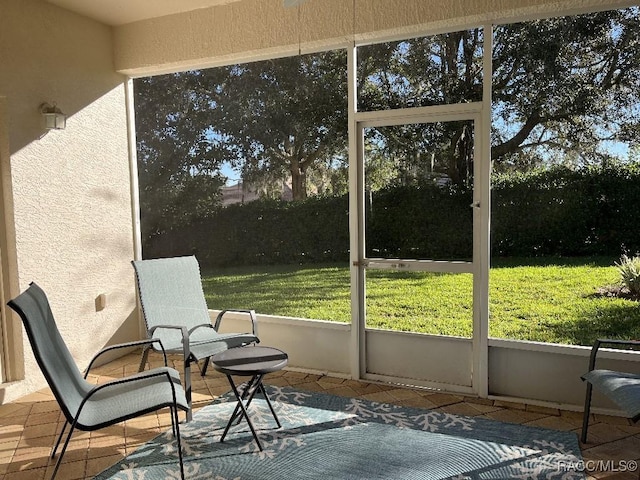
[347,28,493,395]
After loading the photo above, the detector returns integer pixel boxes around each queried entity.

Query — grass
[201,256,640,346]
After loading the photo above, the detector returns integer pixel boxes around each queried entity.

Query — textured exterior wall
[114,0,635,76]
[0,0,138,403]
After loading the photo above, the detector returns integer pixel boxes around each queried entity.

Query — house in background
[221,180,293,205]
[1,0,638,414]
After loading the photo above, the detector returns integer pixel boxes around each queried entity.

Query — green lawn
[201,257,640,346]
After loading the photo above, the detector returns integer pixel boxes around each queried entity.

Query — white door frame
[346,26,492,396]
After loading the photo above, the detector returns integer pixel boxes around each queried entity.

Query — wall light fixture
[40,102,66,130]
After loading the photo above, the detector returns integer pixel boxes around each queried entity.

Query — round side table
[211,345,288,450]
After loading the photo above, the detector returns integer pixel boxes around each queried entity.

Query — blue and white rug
[96,385,584,479]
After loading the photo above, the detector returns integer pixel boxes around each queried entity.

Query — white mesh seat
[7,282,188,479]
[581,338,640,443]
[132,255,259,420]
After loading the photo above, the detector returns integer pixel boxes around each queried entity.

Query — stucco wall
[0,0,138,403]
[113,0,635,76]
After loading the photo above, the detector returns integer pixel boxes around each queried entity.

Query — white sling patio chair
[7,282,188,480]
[132,255,259,420]
[581,338,640,443]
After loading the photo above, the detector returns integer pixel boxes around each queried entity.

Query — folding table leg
[259,383,282,428]
[220,375,264,450]
[228,375,262,426]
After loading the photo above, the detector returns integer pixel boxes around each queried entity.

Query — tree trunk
[290,160,307,200]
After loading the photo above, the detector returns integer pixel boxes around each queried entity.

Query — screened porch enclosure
[2,0,639,419]
[134,11,640,414]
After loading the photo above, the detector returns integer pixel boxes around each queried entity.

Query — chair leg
[184,359,193,422]
[138,345,150,372]
[50,420,77,480]
[50,420,68,458]
[171,406,185,480]
[201,357,211,377]
[581,382,593,443]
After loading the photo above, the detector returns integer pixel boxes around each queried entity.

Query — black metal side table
[211,345,288,450]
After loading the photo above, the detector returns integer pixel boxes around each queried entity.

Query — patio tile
[396,396,438,410]
[204,384,232,397]
[590,468,640,479]
[581,423,640,445]
[438,402,486,417]
[0,416,30,438]
[1,352,638,480]
[294,380,329,392]
[25,410,62,428]
[0,403,30,419]
[85,453,125,477]
[341,379,372,389]
[317,375,346,385]
[384,387,422,401]
[14,392,53,405]
[89,431,126,453]
[3,467,47,479]
[594,414,633,426]
[462,395,495,406]
[264,376,290,387]
[282,370,307,379]
[29,400,61,416]
[459,401,503,415]
[352,383,392,396]
[0,438,20,459]
[526,404,561,416]
[481,408,549,424]
[322,385,361,398]
[360,390,402,404]
[524,415,579,431]
[582,435,640,462]
[493,399,527,410]
[203,374,230,387]
[303,374,323,382]
[56,438,90,464]
[45,458,87,480]
[8,444,53,472]
[421,392,464,408]
[560,409,588,425]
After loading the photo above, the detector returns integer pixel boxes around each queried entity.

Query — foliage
[615,254,640,295]
[358,31,482,187]
[134,74,226,242]
[491,163,640,256]
[492,7,640,170]
[357,8,640,179]
[145,194,351,267]
[144,163,640,265]
[365,183,473,260]
[206,52,349,201]
[134,8,640,243]
[200,257,640,346]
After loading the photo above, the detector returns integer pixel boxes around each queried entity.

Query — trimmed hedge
[143,164,640,266]
[145,196,351,267]
[491,165,640,256]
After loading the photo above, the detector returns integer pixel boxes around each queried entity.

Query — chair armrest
[77,369,183,421]
[84,339,168,378]
[587,338,640,372]
[214,309,258,336]
[148,324,191,364]
[188,323,216,335]
[148,324,189,337]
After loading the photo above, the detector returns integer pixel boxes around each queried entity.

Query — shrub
[143,164,640,266]
[615,254,640,295]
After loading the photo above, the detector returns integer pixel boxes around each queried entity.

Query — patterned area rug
[96,386,584,479]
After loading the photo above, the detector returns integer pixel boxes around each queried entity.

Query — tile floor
[0,352,638,480]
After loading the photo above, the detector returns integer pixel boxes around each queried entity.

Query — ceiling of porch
[45,0,243,26]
